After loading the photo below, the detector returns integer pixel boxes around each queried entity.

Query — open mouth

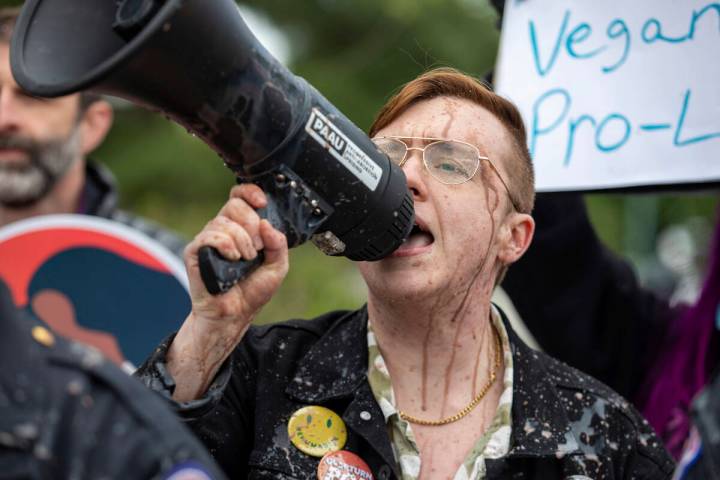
[402,221,435,249]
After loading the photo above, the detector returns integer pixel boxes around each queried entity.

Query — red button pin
[317,450,374,480]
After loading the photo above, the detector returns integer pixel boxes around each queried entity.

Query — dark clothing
[0,280,226,480]
[503,193,680,403]
[81,161,186,258]
[137,307,674,479]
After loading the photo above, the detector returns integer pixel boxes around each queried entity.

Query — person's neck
[367,276,500,415]
[0,159,85,228]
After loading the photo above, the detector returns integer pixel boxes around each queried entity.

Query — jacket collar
[81,161,118,218]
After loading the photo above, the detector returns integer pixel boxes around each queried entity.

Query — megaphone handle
[198,247,265,295]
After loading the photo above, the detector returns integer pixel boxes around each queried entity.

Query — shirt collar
[365,304,515,476]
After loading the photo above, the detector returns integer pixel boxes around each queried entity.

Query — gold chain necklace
[397,323,502,426]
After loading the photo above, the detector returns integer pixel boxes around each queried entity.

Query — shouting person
[139,68,673,479]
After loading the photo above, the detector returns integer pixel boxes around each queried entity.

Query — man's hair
[369,68,535,214]
[0,6,101,113]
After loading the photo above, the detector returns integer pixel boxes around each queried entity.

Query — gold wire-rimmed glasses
[372,135,519,211]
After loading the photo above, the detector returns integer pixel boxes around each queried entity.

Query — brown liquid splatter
[439,101,457,139]
[471,322,489,398]
[423,167,504,417]
[419,100,508,417]
[470,179,503,399]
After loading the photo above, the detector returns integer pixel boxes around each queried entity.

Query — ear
[77,100,113,155]
[497,212,535,265]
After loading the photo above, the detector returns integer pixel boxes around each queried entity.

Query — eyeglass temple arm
[482,157,521,212]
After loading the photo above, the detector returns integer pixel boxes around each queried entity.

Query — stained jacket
[137,307,674,479]
[82,161,186,257]
[0,280,226,479]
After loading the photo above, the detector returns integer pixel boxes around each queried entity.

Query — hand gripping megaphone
[11,0,414,294]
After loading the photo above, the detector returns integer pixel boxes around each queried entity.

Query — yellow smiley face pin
[31,326,55,347]
[288,405,347,457]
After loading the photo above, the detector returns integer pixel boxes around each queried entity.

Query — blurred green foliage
[4,0,717,321]
[587,193,718,256]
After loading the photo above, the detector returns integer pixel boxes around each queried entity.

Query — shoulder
[230,309,365,385]
[535,350,675,476]
[539,349,631,405]
[501,299,673,479]
[1,317,226,478]
[501,304,663,444]
[242,309,361,352]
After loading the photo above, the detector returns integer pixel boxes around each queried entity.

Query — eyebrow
[394,136,446,147]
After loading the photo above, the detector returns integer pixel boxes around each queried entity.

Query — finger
[213,216,259,260]
[184,217,229,262]
[258,219,288,268]
[218,198,263,250]
[189,229,243,263]
[235,220,288,308]
[199,216,258,261]
[229,183,267,209]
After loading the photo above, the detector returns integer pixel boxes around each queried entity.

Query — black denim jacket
[137,307,674,480]
[0,280,226,479]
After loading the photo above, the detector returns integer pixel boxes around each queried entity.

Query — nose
[0,88,23,134]
[401,148,428,200]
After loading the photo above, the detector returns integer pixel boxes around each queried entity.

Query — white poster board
[495,0,720,191]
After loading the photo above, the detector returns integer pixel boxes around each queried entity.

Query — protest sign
[495,0,720,191]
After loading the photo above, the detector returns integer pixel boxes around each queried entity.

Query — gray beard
[0,128,81,208]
